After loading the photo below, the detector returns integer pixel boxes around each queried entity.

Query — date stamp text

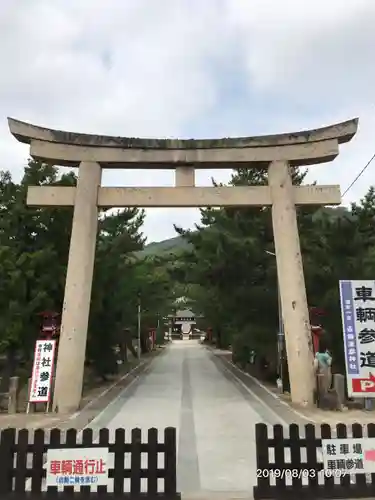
[257,468,346,479]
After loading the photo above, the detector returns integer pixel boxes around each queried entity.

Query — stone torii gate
[8,117,358,414]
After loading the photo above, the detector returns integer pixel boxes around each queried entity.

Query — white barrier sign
[322,438,375,474]
[46,448,109,487]
[29,340,56,403]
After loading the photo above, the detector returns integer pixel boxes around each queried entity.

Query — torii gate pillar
[7,117,358,413]
[53,162,101,413]
[269,160,314,404]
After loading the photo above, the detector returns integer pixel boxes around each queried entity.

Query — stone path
[89,340,285,496]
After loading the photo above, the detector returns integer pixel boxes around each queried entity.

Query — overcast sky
[1,0,375,243]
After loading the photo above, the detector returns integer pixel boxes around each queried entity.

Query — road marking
[226,358,313,423]
[25,352,164,491]
[79,350,163,433]
[219,361,324,461]
[222,365,289,428]
[216,351,317,424]
[178,351,200,492]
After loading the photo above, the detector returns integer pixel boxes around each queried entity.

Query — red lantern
[37,311,60,340]
[311,325,323,354]
[207,327,213,342]
[309,307,326,354]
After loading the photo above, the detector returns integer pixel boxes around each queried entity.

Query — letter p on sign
[352,377,375,393]
[361,380,375,391]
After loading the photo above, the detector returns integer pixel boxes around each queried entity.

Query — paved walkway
[90,340,284,496]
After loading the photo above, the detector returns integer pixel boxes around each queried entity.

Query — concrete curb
[23,347,167,490]
[207,346,312,427]
[5,347,166,432]
[68,347,166,431]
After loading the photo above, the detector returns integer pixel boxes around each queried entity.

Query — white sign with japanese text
[46,448,109,487]
[29,340,56,403]
[339,280,375,397]
[322,438,375,474]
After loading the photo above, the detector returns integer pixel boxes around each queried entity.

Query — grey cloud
[1,0,375,241]
[229,0,375,105]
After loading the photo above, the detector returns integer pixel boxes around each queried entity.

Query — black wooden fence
[254,422,375,499]
[0,426,180,499]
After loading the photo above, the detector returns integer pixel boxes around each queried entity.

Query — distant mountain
[135,206,350,258]
[313,205,353,222]
[135,235,192,257]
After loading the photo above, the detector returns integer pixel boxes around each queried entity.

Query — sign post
[339,280,375,398]
[27,339,56,413]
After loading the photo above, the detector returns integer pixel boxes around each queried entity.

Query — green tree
[173,165,361,379]
[0,159,173,384]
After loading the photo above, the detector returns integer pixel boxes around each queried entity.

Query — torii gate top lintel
[8,117,358,169]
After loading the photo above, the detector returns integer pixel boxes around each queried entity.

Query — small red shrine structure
[37,311,60,340]
[206,327,213,342]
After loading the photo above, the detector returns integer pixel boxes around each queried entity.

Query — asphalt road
[89,340,286,496]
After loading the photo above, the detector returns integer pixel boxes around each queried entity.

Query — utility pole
[156,312,160,346]
[137,292,141,360]
[276,275,284,384]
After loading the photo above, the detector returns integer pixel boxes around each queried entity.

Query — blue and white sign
[339,280,375,397]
